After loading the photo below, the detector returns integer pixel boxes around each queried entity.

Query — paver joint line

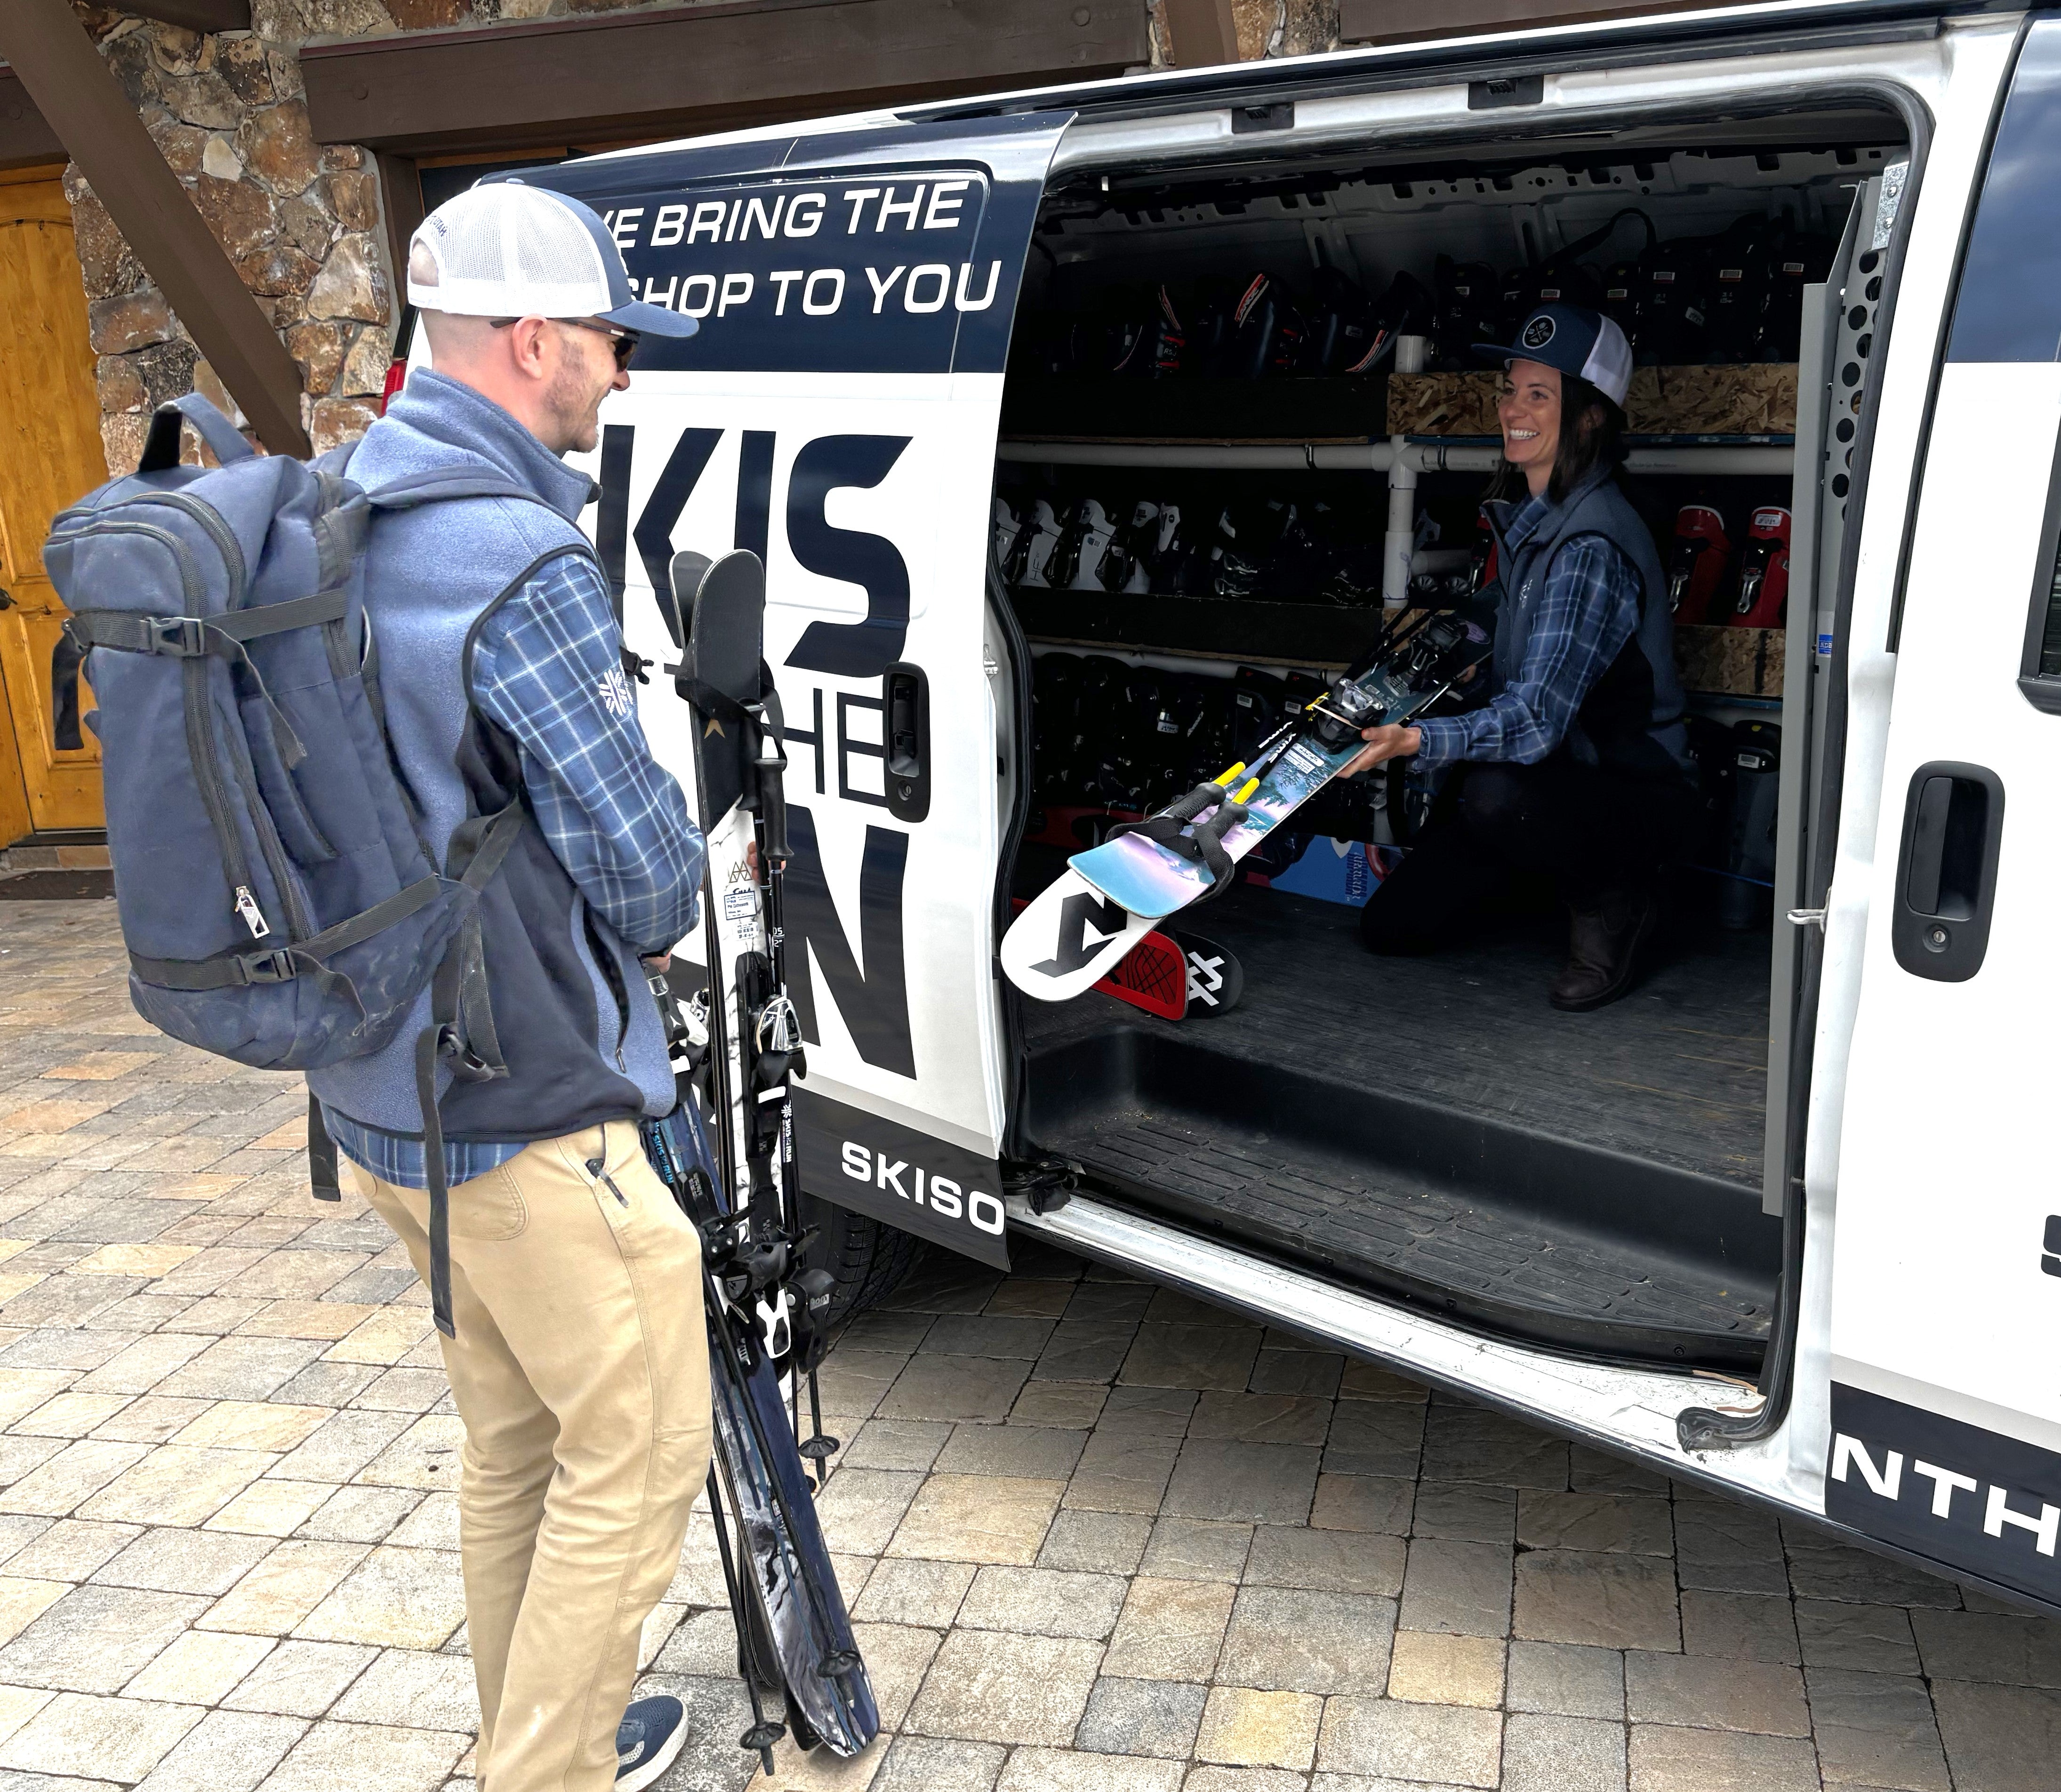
[0,905,2050,1789]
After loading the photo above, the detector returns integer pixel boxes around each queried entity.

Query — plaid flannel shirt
[326,551,703,1192]
[1411,492,1644,773]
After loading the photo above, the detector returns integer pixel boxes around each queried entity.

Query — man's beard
[540,354,603,455]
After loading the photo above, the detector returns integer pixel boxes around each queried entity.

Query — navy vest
[1486,469,1692,783]
[306,372,677,1146]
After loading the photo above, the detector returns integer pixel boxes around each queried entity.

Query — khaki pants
[347,1118,710,1792]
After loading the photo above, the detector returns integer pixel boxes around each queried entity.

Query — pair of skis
[636,550,879,1771]
[1002,607,1488,1000]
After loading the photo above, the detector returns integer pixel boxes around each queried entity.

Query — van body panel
[1821,17,2061,1603]
[465,6,2061,1608]
[526,118,1075,1246]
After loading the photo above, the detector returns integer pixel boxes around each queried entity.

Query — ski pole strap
[1110,783,1249,888]
[672,673,753,727]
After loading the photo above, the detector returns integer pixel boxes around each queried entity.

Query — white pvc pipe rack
[999,338,1797,613]
[995,437,1797,477]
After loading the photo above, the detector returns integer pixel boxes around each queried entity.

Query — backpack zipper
[181,661,265,936]
[117,501,306,934]
[127,492,249,601]
[63,514,274,942]
[222,725,312,939]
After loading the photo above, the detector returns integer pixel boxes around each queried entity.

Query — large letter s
[784,435,912,679]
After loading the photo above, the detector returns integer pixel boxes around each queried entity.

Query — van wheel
[801,1196,925,1327]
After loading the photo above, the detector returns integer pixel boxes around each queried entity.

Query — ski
[644,548,880,1767]
[1002,611,1485,998]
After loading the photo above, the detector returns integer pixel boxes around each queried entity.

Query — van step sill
[1064,1110,1771,1371]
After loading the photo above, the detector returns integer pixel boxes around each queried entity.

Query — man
[305,180,708,1792]
[1348,305,1698,1010]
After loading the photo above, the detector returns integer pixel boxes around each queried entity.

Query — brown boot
[1549,888,1657,1012]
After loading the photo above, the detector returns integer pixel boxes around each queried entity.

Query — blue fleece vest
[1487,469,1692,783]
[306,371,676,1144]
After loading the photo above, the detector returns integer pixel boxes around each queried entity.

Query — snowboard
[1002,612,1483,999]
[654,549,880,1764]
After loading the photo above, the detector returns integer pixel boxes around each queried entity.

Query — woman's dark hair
[1483,370,1628,505]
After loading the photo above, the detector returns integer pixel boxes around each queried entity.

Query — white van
[494,0,2061,1615]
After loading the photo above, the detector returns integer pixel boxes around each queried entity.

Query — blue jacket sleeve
[469,552,705,956]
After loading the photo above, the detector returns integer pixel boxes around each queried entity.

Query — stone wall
[1150,0,1339,64]
[65,0,1339,473]
[69,4,397,472]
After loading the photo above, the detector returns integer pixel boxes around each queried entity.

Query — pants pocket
[448,1158,529,1242]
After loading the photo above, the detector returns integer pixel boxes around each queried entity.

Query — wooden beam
[1339,0,1712,46]
[0,0,308,456]
[0,69,64,172]
[373,151,422,314]
[303,0,1152,156]
[1161,0,1239,67]
[119,1,252,29]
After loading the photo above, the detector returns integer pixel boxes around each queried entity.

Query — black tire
[800,1195,925,1328]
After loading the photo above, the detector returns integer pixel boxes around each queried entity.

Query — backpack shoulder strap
[365,468,572,513]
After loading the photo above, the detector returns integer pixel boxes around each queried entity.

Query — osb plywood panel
[1387,364,1799,437]
[1676,624,1785,697]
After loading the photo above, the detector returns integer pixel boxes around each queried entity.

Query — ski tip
[1215,761,1246,786]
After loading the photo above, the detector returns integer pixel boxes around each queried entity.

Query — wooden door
[0,176,106,838]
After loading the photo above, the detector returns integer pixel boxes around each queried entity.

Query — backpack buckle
[239,948,295,984]
[147,616,209,657]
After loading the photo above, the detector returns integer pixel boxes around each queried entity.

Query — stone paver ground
[0,898,2053,1792]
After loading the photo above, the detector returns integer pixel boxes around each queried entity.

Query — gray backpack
[45,394,543,1246]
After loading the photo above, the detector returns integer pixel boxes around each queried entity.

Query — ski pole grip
[760,770,790,866]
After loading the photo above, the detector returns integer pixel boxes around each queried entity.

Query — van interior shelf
[1011,589,1384,666]
[997,438,1796,474]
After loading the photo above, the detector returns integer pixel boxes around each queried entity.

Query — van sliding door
[1825,21,2061,1608]
[535,115,1073,1268]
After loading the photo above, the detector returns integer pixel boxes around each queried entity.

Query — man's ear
[506,316,555,381]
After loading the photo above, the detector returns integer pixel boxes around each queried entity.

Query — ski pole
[704,1462,785,1774]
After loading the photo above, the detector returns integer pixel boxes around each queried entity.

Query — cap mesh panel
[407,182,617,319]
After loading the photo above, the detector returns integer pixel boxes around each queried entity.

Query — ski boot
[1729,508,1790,627]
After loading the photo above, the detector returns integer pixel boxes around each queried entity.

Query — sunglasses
[489,317,640,370]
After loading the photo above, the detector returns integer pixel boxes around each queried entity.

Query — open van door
[1825,19,2061,1608]
[531,116,1072,1270]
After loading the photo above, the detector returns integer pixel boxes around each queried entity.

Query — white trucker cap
[405,179,698,338]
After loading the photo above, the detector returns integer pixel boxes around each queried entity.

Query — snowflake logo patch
[599,662,634,719]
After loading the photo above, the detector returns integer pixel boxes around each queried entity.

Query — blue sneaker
[617,1693,688,1791]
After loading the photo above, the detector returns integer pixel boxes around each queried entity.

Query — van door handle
[1891,760,2005,982]
[882,661,929,824]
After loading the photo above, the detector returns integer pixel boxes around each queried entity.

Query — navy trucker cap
[408,178,699,340]
[1473,304,1631,407]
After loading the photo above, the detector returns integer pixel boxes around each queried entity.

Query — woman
[1347,303,1698,1011]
